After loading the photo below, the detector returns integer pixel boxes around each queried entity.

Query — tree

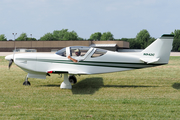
[77,37,84,40]
[171,29,180,51]
[52,29,79,40]
[136,29,150,49]
[39,33,54,41]
[69,30,78,40]
[100,32,114,40]
[0,34,7,41]
[12,33,36,41]
[53,29,68,40]
[147,37,156,46]
[62,31,78,40]
[121,38,141,49]
[16,33,28,41]
[89,32,102,40]
[26,38,37,41]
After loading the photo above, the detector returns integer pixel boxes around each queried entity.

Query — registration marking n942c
[143,53,155,56]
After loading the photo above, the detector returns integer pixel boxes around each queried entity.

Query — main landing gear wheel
[23,75,31,86]
[68,75,77,84]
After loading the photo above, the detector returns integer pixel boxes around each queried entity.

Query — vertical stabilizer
[140,34,174,64]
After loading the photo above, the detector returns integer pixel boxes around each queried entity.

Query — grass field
[0,56,180,119]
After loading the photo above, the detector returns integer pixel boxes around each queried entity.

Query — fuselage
[6,48,164,77]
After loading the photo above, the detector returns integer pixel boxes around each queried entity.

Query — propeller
[7,47,16,69]
[9,59,13,69]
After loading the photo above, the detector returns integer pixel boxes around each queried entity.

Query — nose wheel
[23,75,31,86]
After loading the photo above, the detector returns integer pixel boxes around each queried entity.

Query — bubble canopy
[56,46,107,58]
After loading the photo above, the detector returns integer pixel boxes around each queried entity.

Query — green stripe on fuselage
[16,58,165,69]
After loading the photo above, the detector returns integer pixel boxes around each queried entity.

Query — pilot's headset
[74,49,81,56]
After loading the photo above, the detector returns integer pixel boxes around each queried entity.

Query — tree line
[0,29,180,51]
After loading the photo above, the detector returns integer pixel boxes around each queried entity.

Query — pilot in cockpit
[74,49,81,56]
[67,49,81,62]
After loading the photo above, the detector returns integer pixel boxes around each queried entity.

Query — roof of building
[90,44,117,47]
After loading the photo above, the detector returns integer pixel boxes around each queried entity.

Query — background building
[0,41,129,52]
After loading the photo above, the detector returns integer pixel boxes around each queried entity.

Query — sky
[0,0,180,40]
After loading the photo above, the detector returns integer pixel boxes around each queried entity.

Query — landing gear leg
[23,75,31,86]
[60,73,72,89]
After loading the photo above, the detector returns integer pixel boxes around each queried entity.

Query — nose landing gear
[23,75,31,86]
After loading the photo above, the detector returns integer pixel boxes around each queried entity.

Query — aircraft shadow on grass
[72,77,158,94]
[39,77,158,94]
[172,83,180,90]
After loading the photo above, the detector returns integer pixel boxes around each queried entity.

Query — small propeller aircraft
[5,34,174,89]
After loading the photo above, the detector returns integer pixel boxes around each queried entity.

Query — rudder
[140,34,174,64]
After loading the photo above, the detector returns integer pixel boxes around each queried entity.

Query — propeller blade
[9,59,13,69]
[8,47,16,69]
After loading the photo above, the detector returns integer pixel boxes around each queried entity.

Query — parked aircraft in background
[5,34,174,89]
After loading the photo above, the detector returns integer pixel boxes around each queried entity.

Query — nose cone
[5,54,13,61]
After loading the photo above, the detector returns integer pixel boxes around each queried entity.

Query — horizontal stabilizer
[140,57,159,64]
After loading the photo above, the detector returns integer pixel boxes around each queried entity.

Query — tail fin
[140,34,174,64]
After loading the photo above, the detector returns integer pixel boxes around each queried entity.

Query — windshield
[91,48,107,58]
[70,46,91,57]
[56,48,66,57]
[56,46,91,57]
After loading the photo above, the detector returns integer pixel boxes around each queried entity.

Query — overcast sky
[0,0,180,40]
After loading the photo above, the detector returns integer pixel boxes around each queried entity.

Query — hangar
[0,40,129,52]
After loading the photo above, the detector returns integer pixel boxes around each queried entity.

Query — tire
[68,75,77,84]
[23,81,31,86]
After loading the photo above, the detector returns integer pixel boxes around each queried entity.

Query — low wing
[28,73,46,79]
[140,57,159,64]
[47,70,91,75]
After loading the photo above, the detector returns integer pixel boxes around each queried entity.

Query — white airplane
[5,34,174,89]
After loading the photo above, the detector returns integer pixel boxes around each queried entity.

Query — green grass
[0,56,180,119]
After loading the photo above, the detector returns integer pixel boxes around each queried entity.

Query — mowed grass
[0,56,180,119]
